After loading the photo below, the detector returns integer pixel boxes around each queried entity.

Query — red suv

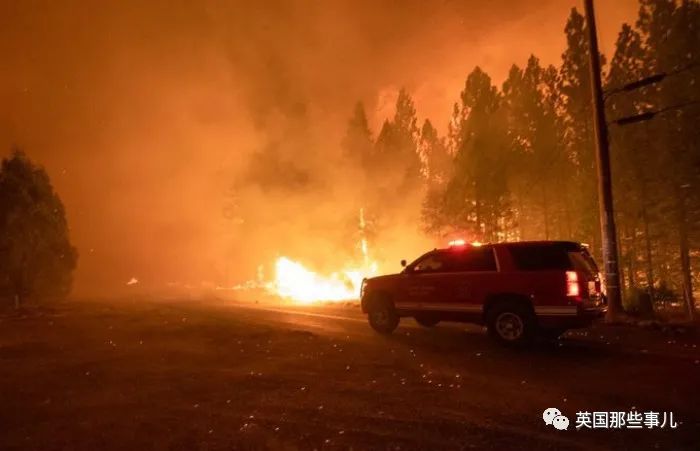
[360,241,607,346]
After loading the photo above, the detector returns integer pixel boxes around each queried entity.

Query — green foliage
[0,149,78,305]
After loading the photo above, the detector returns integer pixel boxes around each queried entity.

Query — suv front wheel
[367,298,400,334]
[486,301,536,347]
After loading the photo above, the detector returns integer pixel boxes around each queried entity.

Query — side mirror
[400,259,407,268]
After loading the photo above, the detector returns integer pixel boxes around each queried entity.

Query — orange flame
[269,257,376,304]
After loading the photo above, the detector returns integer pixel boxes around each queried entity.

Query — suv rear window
[570,248,599,274]
[509,243,597,273]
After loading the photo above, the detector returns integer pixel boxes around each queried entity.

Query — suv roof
[436,240,583,252]
[430,240,596,273]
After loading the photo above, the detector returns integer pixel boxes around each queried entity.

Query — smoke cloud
[0,0,638,296]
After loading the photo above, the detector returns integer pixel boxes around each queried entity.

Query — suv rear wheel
[486,301,536,347]
[367,298,399,334]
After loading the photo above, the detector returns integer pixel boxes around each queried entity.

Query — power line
[611,99,700,126]
[605,60,700,99]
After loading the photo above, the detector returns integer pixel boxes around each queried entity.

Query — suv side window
[412,253,449,273]
[451,247,497,272]
[510,244,572,271]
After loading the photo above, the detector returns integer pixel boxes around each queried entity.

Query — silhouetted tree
[419,119,451,185]
[360,0,700,318]
[419,119,454,238]
[606,23,656,312]
[0,149,78,308]
[441,67,513,241]
[372,89,422,194]
[635,0,700,318]
[560,7,604,252]
[341,102,374,171]
[503,56,571,241]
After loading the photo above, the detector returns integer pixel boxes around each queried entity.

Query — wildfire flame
[270,257,376,304]
[267,208,378,304]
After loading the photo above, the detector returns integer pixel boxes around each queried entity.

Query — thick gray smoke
[0,0,638,296]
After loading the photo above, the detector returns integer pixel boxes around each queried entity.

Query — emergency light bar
[448,239,484,248]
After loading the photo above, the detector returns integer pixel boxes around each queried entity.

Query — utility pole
[584,0,623,320]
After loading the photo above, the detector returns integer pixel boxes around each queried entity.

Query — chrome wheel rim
[495,312,524,340]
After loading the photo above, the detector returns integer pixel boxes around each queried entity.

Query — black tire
[367,297,400,334]
[414,314,440,328]
[486,301,536,347]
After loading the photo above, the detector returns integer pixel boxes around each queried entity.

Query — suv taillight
[566,271,580,298]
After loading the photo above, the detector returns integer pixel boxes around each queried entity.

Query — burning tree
[0,149,78,308]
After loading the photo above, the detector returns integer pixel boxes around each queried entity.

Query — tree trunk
[676,188,696,320]
[516,191,525,240]
[563,182,573,238]
[474,184,482,241]
[640,191,655,303]
[623,222,635,301]
[630,220,655,318]
[627,225,636,290]
[542,185,550,240]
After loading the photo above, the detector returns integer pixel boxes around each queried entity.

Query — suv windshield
[412,253,449,273]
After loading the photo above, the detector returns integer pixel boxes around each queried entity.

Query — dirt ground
[1,298,699,450]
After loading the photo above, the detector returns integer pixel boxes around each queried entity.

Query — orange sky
[0,0,640,295]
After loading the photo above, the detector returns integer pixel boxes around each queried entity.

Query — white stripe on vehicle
[395,303,580,316]
[395,303,482,312]
[534,306,578,316]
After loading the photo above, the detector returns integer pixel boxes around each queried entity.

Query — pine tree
[501,63,532,239]
[541,63,574,240]
[606,23,656,315]
[560,7,603,253]
[636,0,699,318]
[446,102,464,157]
[372,89,423,194]
[392,89,423,188]
[0,149,78,307]
[419,119,451,185]
[419,119,454,239]
[341,102,374,171]
[502,56,570,242]
[443,67,513,242]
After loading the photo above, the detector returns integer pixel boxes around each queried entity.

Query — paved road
[1,298,699,451]
[220,300,700,450]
